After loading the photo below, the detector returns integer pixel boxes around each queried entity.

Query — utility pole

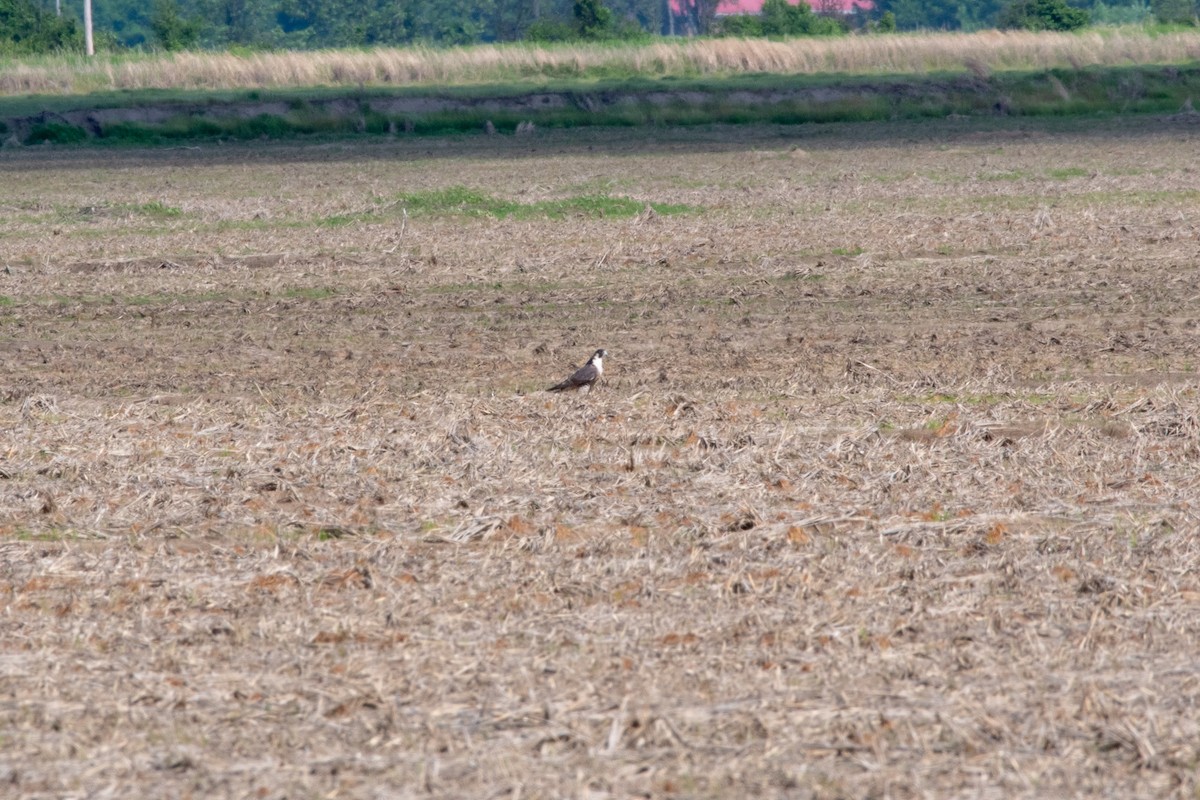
[84,0,94,55]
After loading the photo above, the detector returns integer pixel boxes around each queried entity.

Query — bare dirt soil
[2,117,1200,798]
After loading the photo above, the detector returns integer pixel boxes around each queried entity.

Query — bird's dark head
[592,349,607,362]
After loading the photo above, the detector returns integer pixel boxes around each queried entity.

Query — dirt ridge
[3,78,990,142]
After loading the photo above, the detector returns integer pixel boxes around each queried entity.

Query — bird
[547,349,607,393]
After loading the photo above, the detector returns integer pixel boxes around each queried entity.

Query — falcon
[547,349,607,393]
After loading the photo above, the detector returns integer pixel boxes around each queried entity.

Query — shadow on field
[2,113,1197,172]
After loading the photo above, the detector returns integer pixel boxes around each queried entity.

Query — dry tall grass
[3,28,1200,95]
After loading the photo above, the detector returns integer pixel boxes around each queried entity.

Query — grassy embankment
[2,27,1199,143]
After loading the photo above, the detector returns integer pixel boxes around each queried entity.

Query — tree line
[0,0,1192,56]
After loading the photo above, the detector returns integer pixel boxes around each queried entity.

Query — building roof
[672,0,874,15]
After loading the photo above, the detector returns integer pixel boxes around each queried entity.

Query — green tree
[607,0,662,34]
[673,0,719,34]
[574,0,614,38]
[1150,0,1196,22]
[771,0,845,33]
[525,16,578,39]
[150,0,203,49]
[717,0,845,36]
[188,0,274,45]
[524,0,649,41]
[0,0,82,53]
[93,0,151,47]
[274,0,409,47]
[878,0,953,27]
[957,0,1007,28]
[760,0,800,33]
[999,0,1089,29]
[1089,0,1152,24]
[410,0,492,43]
[490,0,540,40]
[717,12,763,34]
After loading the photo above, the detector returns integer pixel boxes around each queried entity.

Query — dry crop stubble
[2,119,1200,797]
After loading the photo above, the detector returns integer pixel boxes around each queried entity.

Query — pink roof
[672,0,873,15]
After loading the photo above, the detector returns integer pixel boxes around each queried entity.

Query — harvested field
[2,116,1200,798]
